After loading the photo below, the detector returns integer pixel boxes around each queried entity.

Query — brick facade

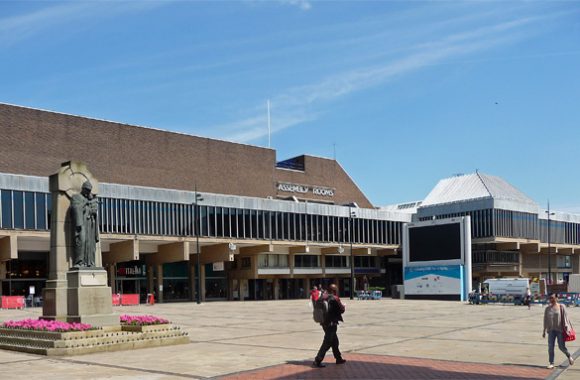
[0,103,372,207]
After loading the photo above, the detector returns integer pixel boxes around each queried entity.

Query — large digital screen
[408,222,461,262]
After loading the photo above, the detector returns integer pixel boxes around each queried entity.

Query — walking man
[313,284,346,367]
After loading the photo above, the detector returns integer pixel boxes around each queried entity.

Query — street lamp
[546,201,555,285]
[349,205,357,300]
[194,185,204,304]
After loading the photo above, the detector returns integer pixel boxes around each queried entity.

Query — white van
[483,278,529,297]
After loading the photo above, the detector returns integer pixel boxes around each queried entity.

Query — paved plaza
[1,299,579,379]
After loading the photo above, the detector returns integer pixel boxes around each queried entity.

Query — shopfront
[115,260,148,303]
[0,252,48,299]
[163,261,190,302]
[205,262,228,300]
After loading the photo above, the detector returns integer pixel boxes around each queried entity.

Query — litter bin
[396,285,405,299]
[391,285,399,299]
[147,293,155,305]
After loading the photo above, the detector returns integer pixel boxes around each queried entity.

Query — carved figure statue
[71,180,99,267]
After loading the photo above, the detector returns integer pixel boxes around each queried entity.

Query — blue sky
[1,1,579,210]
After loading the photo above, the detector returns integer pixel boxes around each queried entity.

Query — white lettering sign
[277,183,309,193]
[277,182,335,197]
[313,187,335,197]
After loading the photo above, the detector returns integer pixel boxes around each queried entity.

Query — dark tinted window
[13,191,24,229]
[1,190,12,228]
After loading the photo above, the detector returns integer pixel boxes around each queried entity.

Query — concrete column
[0,235,17,262]
[273,278,279,300]
[147,265,154,296]
[189,263,197,302]
[108,264,117,294]
[227,278,234,301]
[156,264,163,303]
[200,264,206,302]
[0,261,5,296]
[289,254,295,276]
[572,255,580,275]
[240,279,247,301]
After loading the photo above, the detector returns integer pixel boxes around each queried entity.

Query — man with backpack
[312,283,346,367]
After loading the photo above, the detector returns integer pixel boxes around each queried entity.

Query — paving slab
[1,299,579,379]
[220,353,551,380]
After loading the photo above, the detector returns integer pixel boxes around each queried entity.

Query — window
[241,257,251,269]
[36,192,47,230]
[13,191,24,229]
[354,256,375,268]
[258,254,289,268]
[294,255,320,268]
[325,255,348,268]
[1,190,13,228]
[24,192,35,229]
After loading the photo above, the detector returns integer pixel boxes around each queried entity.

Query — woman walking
[543,294,574,369]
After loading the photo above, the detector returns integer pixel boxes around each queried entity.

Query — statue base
[41,279,69,322]
[66,269,119,327]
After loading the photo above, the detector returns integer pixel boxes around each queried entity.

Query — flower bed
[120,314,169,326]
[1,318,93,332]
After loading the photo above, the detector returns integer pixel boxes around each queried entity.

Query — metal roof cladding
[421,172,538,207]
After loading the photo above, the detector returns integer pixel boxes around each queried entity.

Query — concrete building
[0,103,408,302]
[385,173,580,286]
[1,103,578,302]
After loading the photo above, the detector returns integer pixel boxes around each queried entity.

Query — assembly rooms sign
[277,182,335,197]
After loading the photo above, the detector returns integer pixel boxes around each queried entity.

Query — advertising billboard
[404,265,463,298]
[403,217,471,301]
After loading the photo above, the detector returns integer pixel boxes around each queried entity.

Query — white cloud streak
[280,0,312,11]
[0,1,168,47]
[214,13,550,143]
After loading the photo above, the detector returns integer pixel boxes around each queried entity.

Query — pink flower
[119,314,169,326]
[1,318,93,332]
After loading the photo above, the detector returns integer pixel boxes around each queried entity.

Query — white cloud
[281,0,312,11]
[216,14,547,143]
[0,1,169,47]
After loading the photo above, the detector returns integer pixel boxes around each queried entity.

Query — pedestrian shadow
[502,362,551,369]
[270,358,548,380]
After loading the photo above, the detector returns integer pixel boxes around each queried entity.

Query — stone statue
[71,180,99,268]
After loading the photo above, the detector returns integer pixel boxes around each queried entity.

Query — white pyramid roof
[421,173,537,209]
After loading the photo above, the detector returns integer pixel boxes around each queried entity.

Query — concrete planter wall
[121,324,174,333]
[0,324,189,356]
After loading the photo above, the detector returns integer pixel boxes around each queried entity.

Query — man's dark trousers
[316,323,341,361]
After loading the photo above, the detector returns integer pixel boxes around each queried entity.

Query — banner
[404,265,463,296]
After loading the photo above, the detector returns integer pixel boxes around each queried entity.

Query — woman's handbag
[561,305,576,342]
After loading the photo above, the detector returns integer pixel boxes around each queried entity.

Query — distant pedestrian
[310,286,320,303]
[313,284,346,367]
[525,288,532,310]
[543,293,574,369]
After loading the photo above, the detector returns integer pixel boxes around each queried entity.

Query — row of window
[539,219,580,245]
[494,209,537,240]
[99,197,403,245]
[419,208,575,243]
[255,254,376,269]
[0,190,403,245]
[419,209,494,238]
[3,188,580,246]
[0,190,50,230]
[472,250,519,264]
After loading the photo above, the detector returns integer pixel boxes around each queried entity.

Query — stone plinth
[66,269,118,327]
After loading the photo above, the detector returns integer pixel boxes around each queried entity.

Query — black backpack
[313,291,331,324]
